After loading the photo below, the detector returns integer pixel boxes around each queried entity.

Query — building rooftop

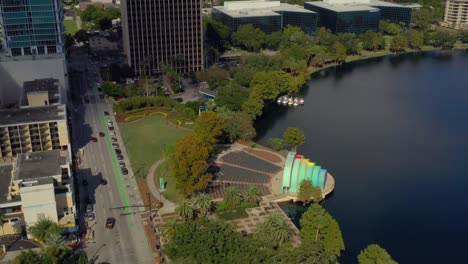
[0,105,66,126]
[305,0,411,12]
[15,150,67,181]
[214,1,315,18]
[21,78,61,107]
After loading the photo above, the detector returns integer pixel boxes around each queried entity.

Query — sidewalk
[146,159,176,215]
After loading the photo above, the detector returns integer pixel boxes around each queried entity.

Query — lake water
[256,51,468,263]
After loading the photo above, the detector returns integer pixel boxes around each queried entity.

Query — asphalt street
[69,48,154,264]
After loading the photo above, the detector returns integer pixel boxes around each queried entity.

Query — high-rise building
[0,0,64,57]
[0,0,68,107]
[443,0,468,30]
[121,0,204,76]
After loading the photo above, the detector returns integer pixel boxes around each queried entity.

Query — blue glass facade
[370,5,412,28]
[212,7,317,35]
[0,0,63,56]
[305,3,380,33]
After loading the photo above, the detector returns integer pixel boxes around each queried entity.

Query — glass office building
[0,0,64,57]
[212,1,318,35]
[305,0,412,34]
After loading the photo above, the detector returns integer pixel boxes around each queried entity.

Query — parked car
[111,137,118,143]
[106,217,116,229]
[86,212,95,221]
[86,204,93,213]
[85,197,92,204]
[119,161,125,168]
[174,98,183,103]
[121,167,128,175]
[110,131,116,136]
[117,154,124,160]
[104,111,110,116]
[90,137,98,142]
[114,149,122,155]
[108,126,114,131]
[100,179,108,185]
[112,143,119,149]
[99,132,105,137]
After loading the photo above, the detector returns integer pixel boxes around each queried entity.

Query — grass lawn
[155,159,185,202]
[64,19,78,35]
[217,209,249,221]
[119,115,190,180]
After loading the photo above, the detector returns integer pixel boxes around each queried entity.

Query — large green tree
[360,31,385,51]
[379,20,402,35]
[242,70,298,119]
[254,213,292,245]
[244,186,260,204]
[214,83,249,111]
[332,41,347,64]
[171,135,213,197]
[165,219,277,263]
[406,29,424,50]
[274,241,338,264]
[297,179,323,204]
[283,127,305,151]
[101,81,123,97]
[390,35,408,53]
[300,204,345,256]
[218,108,256,141]
[232,24,266,51]
[337,33,361,55]
[358,244,398,264]
[193,111,224,144]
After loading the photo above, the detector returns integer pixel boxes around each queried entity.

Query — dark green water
[256,51,468,263]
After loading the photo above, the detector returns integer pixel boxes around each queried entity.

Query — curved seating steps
[221,151,281,174]
[217,164,271,184]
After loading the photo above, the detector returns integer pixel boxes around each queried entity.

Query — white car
[110,131,116,136]
[86,204,93,213]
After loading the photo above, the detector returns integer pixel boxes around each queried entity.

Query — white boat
[288,101,293,105]
[299,98,305,105]
[277,99,282,104]
[293,102,299,107]
[288,97,293,102]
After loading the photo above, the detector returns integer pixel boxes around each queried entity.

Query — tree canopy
[215,83,249,111]
[300,204,345,256]
[194,111,225,144]
[218,108,256,141]
[297,179,323,204]
[283,127,305,150]
[232,24,266,51]
[80,6,120,30]
[171,135,213,197]
[28,219,63,243]
[358,244,398,264]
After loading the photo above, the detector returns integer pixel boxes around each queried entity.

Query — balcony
[8,134,19,139]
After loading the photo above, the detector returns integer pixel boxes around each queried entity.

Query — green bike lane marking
[100,112,134,228]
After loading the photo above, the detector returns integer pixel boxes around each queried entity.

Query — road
[69,48,154,264]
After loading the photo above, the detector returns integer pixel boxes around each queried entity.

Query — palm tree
[28,219,63,243]
[162,219,177,243]
[244,186,260,204]
[45,233,66,249]
[193,193,212,217]
[270,216,292,244]
[224,186,242,207]
[255,213,292,244]
[175,199,194,221]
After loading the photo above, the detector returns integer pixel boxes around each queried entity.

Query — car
[99,132,105,137]
[119,161,126,168]
[108,126,114,131]
[114,149,122,155]
[100,179,108,185]
[106,217,116,229]
[104,111,110,116]
[112,143,119,149]
[121,167,128,175]
[90,137,98,142]
[111,137,118,143]
[86,204,93,213]
[85,212,95,221]
[116,154,124,160]
[85,197,92,204]
[110,131,116,136]
[82,180,88,186]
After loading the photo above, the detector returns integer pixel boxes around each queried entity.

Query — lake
[256,50,468,263]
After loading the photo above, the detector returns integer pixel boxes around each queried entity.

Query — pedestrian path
[146,159,176,215]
